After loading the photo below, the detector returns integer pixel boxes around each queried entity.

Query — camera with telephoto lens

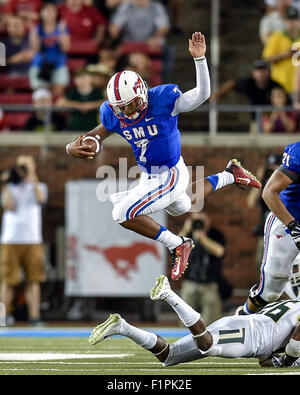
[192,219,204,230]
[6,165,28,184]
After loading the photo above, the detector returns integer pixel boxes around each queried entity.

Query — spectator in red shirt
[58,0,107,45]
[4,0,42,28]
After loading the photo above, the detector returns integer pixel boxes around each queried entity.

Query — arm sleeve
[110,4,129,28]
[172,58,211,115]
[278,165,299,182]
[153,3,170,29]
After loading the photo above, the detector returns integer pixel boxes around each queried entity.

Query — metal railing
[195,103,300,135]
[0,103,299,135]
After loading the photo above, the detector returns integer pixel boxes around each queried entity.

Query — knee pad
[112,204,125,224]
[248,284,269,309]
[165,207,184,217]
[179,197,192,214]
[263,270,289,301]
[166,195,191,217]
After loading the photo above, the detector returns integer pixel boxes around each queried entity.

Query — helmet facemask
[109,96,148,121]
[107,71,148,124]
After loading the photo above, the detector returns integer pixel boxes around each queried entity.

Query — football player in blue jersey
[66,32,261,280]
[238,141,300,314]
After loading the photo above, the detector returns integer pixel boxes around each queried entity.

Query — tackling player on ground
[66,32,261,280]
[89,275,300,369]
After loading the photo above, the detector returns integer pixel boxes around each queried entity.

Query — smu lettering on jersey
[100,84,182,174]
[279,141,300,221]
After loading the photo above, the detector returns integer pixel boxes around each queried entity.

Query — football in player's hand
[81,135,102,156]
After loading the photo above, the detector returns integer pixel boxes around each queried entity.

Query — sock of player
[119,319,157,350]
[154,226,183,250]
[206,171,234,191]
[240,301,251,315]
[165,289,201,327]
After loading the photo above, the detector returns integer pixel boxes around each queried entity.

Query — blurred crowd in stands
[258,0,300,133]
[2,0,300,133]
[0,0,183,132]
[212,0,300,134]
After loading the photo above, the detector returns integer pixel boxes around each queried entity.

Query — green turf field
[0,332,299,375]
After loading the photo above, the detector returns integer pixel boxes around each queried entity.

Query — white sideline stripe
[0,368,299,374]
[0,361,259,365]
[0,353,133,361]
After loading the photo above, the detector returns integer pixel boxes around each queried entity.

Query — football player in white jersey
[89,275,300,368]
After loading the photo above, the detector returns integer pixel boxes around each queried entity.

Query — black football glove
[271,353,298,368]
[287,220,300,250]
[270,354,286,368]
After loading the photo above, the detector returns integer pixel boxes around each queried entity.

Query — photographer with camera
[178,212,229,324]
[0,155,48,326]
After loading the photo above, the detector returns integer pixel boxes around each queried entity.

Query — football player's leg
[111,165,194,279]
[112,192,193,279]
[186,159,261,205]
[163,334,204,366]
[89,313,170,363]
[151,275,213,351]
[241,214,299,314]
[111,174,188,250]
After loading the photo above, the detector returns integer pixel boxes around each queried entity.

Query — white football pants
[110,156,191,224]
[255,212,299,302]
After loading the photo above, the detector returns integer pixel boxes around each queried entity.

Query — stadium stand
[0,0,296,133]
[0,0,171,131]
[0,92,32,104]
[0,75,30,91]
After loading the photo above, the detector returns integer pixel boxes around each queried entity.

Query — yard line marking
[0,361,259,365]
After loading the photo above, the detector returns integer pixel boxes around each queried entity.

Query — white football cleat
[292,358,300,367]
[150,274,171,301]
[89,313,122,345]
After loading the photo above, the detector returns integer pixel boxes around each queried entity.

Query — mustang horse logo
[84,241,160,280]
[133,77,143,94]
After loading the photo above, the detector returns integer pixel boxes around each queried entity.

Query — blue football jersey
[100,84,182,173]
[279,141,300,221]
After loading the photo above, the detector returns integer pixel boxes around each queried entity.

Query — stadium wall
[0,133,298,294]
